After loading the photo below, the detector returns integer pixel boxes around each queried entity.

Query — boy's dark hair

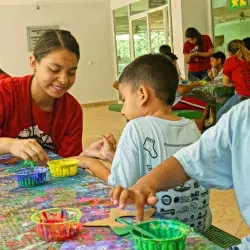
[211,51,226,64]
[159,45,171,55]
[168,53,178,62]
[118,54,179,106]
[243,37,250,50]
[33,29,80,62]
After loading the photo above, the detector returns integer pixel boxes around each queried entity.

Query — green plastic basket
[131,220,190,250]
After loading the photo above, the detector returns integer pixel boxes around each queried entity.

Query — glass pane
[130,0,167,16]
[212,0,250,54]
[114,6,131,74]
[149,10,166,53]
[132,18,149,58]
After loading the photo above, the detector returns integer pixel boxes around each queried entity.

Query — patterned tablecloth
[0,152,224,250]
[189,82,234,104]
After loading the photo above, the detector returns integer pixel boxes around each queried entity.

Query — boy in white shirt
[79,54,211,231]
[207,51,226,83]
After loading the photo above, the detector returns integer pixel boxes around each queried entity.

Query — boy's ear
[138,85,149,106]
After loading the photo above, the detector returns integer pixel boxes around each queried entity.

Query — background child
[0,29,83,161]
[166,52,208,131]
[78,54,211,231]
[207,51,226,83]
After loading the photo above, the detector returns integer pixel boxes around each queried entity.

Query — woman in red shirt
[0,29,83,161]
[217,40,250,120]
[0,69,10,81]
[183,27,214,81]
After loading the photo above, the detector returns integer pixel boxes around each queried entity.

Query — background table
[189,82,235,116]
[0,152,224,250]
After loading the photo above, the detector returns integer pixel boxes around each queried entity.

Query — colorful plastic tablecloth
[0,152,224,250]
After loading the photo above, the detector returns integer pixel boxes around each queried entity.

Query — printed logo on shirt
[143,137,158,158]
[146,165,152,171]
[16,125,55,151]
[201,190,209,197]
[177,205,189,214]
[193,182,200,189]
[198,200,209,210]
[160,208,175,216]
[190,202,198,212]
[161,195,172,205]
[173,183,191,193]
[191,191,200,201]
[173,196,190,204]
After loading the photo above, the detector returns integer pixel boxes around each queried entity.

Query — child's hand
[109,183,158,222]
[9,139,48,163]
[207,69,213,79]
[81,133,116,160]
[99,136,116,163]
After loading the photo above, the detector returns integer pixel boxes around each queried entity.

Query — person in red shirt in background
[0,69,10,81]
[217,40,250,120]
[183,27,214,81]
[0,29,83,162]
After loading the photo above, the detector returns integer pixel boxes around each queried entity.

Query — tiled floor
[82,105,250,238]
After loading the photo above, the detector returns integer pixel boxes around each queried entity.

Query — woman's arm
[195,48,214,58]
[222,75,235,87]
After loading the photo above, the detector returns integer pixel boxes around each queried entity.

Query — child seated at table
[78,54,211,232]
[167,53,208,131]
[207,52,226,83]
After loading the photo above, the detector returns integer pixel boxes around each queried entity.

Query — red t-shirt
[0,75,83,157]
[183,35,213,72]
[0,73,10,81]
[223,55,250,97]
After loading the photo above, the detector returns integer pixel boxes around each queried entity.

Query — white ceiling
[0,0,107,5]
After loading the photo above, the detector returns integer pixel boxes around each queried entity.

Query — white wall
[110,0,133,10]
[0,1,117,104]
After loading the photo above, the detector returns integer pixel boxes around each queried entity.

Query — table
[189,82,235,115]
[0,152,224,250]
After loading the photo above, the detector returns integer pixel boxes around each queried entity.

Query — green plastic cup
[131,220,190,250]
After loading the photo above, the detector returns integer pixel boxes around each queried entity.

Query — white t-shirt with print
[108,116,211,231]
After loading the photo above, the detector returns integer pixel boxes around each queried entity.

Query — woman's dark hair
[243,37,250,50]
[33,29,80,62]
[228,39,250,62]
[185,27,203,52]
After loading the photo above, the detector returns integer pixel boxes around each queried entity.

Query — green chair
[109,104,123,112]
[202,225,241,248]
[109,104,202,119]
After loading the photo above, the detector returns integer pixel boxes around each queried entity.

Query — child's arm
[177,82,201,95]
[81,133,116,162]
[75,156,111,181]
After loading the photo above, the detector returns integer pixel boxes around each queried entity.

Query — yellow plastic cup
[47,159,79,177]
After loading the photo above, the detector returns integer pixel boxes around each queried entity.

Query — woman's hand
[184,54,191,64]
[9,139,48,162]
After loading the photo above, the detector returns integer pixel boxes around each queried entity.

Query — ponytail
[237,45,250,62]
[228,39,250,62]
